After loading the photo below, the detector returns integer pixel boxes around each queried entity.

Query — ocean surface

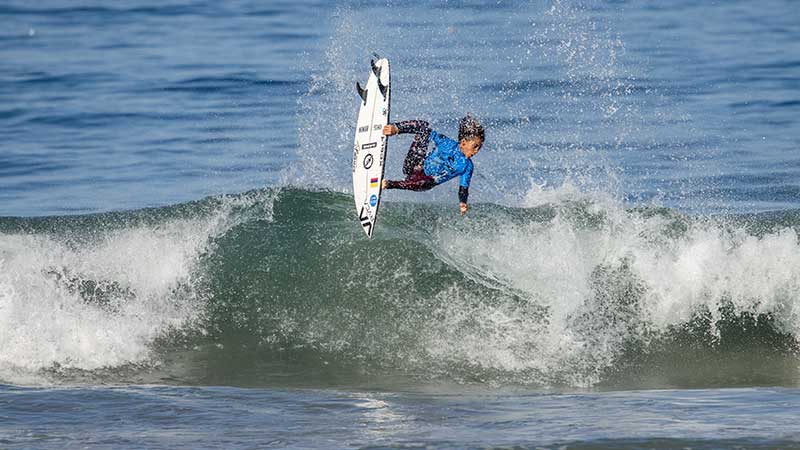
[2,0,800,448]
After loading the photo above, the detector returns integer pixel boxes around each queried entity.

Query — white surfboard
[353,57,390,237]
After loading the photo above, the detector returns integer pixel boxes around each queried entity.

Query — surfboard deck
[353,57,390,237]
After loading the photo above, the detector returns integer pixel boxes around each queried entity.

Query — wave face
[2,187,799,388]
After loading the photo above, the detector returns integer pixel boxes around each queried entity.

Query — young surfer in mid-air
[382,114,485,216]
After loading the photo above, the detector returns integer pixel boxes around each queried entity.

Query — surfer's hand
[383,124,399,136]
[459,202,468,216]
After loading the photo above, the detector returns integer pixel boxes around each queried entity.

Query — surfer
[381,114,484,216]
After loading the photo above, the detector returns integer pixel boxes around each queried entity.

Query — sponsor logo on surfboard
[359,206,372,235]
[361,142,377,150]
[370,177,379,188]
[363,154,373,169]
[373,124,381,131]
[369,194,378,207]
[358,125,369,133]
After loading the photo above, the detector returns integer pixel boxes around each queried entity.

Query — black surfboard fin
[378,80,388,98]
[356,81,367,104]
[370,59,381,79]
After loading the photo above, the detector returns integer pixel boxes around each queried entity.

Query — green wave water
[1,187,799,389]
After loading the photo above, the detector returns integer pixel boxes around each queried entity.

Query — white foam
[0,193,270,385]
[422,183,800,386]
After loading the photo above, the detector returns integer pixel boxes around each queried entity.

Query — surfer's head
[458,114,484,141]
[458,114,484,158]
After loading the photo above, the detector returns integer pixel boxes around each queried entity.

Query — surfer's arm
[458,186,469,204]
[458,161,473,215]
[384,120,431,137]
[458,187,469,216]
[394,120,430,135]
[383,120,429,135]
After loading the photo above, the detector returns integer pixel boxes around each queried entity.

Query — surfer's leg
[384,167,436,191]
[384,178,436,191]
[402,131,431,176]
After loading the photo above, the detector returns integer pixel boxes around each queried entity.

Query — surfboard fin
[356,81,367,104]
[370,59,382,79]
[378,80,388,98]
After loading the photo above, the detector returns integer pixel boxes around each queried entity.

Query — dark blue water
[2,0,800,448]
[4,386,800,449]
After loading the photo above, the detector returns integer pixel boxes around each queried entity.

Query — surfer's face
[460,137,483,158]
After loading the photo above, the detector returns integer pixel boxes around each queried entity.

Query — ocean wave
[1,186,798,388]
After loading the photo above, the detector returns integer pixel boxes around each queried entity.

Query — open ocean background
[2,0,800,448]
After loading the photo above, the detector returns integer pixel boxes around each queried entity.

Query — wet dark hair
[458,114,484,142]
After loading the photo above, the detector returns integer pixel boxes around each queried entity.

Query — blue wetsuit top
[394,120,474,203]
[424,130,474,189]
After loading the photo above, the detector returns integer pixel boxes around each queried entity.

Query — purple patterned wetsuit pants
[384,120,437,191]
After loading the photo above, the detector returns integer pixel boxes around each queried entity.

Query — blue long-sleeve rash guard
[395,120,474,203]
[425,130,474,188]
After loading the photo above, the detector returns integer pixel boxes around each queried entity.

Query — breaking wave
[1,186,799,388]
